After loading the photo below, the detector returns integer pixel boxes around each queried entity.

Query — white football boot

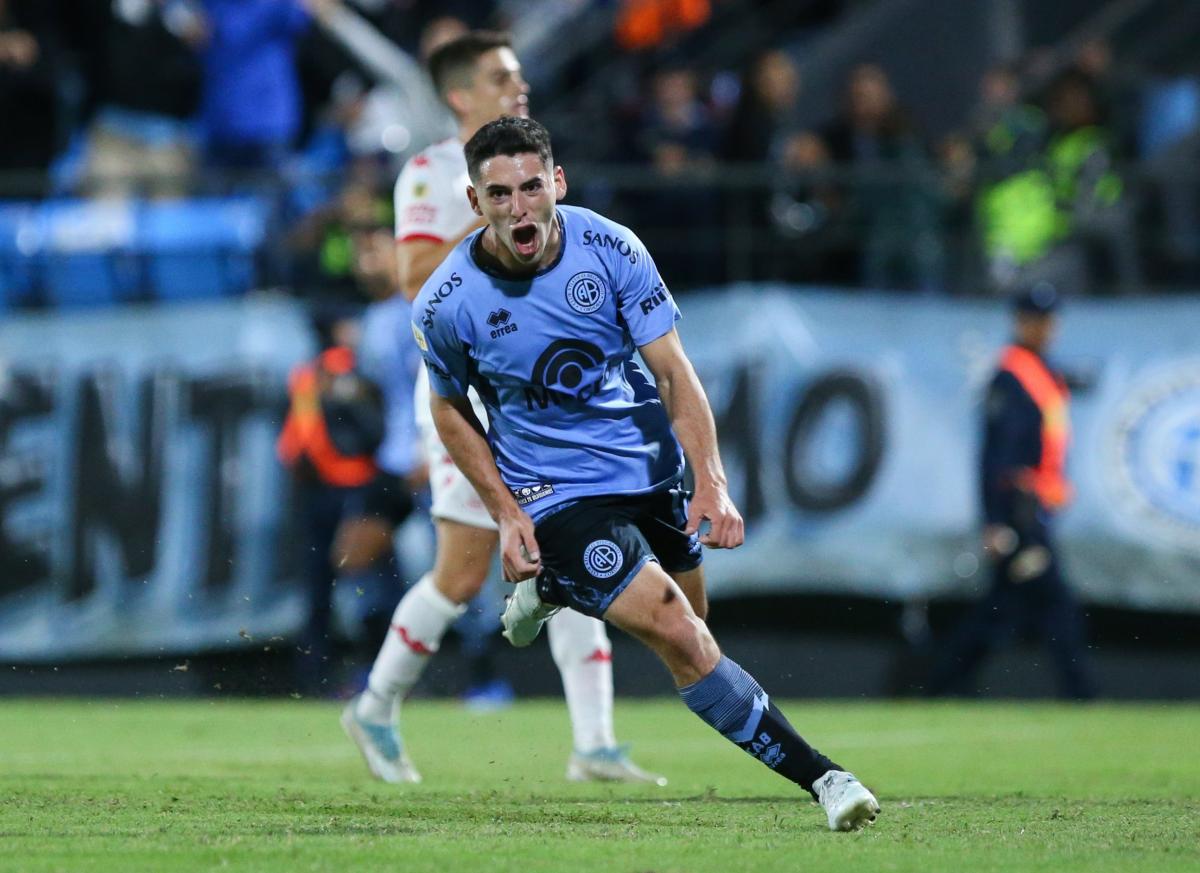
[340,696,421,784]
[566,745,668,786]
[813,769,880,831]
[500,576,561,647]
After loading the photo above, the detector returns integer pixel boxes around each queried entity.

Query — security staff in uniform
[930,284,1097,699]
[278,332,384,692]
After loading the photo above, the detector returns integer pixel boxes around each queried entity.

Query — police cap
[1013,282,1060,315]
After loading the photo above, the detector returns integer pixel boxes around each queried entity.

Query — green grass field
[2,698,1198,872]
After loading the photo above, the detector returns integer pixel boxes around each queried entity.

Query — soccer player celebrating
[411,115,881,831]
[342,32,663,786]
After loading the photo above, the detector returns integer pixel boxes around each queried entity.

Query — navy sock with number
[679,656,839,799]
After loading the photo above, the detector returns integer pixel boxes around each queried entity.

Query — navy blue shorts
[533,486,703,619]
[344,471,416,529]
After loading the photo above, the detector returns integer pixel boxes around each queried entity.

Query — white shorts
[415,363,497,531]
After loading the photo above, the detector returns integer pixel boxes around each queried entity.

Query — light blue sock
[679,655,837,795]
[678,655,767,743]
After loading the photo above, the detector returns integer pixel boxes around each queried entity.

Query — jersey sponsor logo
[581,229,638,264]
[565,271,607,314]
[404,203,438,225]
[583,539,623,579]
[412,181,428,198]
[639,283,669,316]
[487,308,519,339]
[513,483,555,506]
[525,339,606,409]
[419,272,463,329]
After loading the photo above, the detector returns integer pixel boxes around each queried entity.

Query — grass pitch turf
[1,698,1197,872]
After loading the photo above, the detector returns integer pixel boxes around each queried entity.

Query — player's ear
[446,87,469,119]
[466,184,482,216]
[553,165,567,202]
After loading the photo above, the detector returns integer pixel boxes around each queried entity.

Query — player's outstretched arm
[428,392,542,581]
[639,329,744,550]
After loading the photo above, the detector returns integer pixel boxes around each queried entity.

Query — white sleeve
[393,154,469,243]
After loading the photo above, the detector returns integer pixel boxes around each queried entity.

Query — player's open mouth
[511,224,538,256]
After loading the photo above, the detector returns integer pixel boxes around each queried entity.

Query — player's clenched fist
[498,510,542,581]
[685,485,744,550]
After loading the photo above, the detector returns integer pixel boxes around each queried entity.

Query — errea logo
[487,308,519,339]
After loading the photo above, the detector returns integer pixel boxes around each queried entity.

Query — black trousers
[293,478,365,693]
[929,526,1097,700]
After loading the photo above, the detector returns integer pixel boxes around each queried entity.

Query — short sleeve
[394,154,462,243]
[411,303,470,399]
[613,232,681,347]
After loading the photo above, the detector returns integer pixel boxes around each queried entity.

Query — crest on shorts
[583,539,623,579]
[565,271,606,314]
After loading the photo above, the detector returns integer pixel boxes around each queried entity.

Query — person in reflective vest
[277,345,380,488]
[930,284,1096,699]
[278,333,384,693]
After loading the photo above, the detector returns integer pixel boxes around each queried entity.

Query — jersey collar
[470,212,567,281]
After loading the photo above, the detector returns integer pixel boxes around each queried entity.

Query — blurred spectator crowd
[2,0,1200,308]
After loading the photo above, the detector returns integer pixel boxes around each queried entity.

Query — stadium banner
[680,288,1200,613]
[1,290,1199,661]
[0,297,316,661]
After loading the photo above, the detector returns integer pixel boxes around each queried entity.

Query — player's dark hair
[464,116,554,181]
[427,31,512,99]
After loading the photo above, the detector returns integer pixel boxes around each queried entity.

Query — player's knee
[432,569,486,604]
[655,610,720,680]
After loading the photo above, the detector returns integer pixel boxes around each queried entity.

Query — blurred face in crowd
[352,229,400,299]
[1048,77,1097,130]
[449,47,530,133]
[1075,38,1111,79]
[468,152,566,272]
[653,68,698,120]
[1015,311,1057,353]
[847,64,894,125]
[981,66,1019,109]
[754,50,800,112]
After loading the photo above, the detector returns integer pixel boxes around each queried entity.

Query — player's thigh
[332,473,415,571]
[603,561,719,685]
[431,518,498,602]
[331,517,394,572]
[427,445,497,531]
[667,565,707,621]
[638,487,705,617]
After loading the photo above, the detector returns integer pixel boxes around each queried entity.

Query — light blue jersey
[360,296,422,477]
[411,205,684,521]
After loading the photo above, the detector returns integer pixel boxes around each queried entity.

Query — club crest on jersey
[583,539,623,579]
[565,271,607,314]
[486,308,518,339]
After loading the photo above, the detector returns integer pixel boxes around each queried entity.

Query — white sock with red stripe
[356,573,466,724]
[547,609,617,753]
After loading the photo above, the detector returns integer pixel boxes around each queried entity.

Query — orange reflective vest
[999,344,1073,510]
[276,346,376,488]
[615,0,711,51]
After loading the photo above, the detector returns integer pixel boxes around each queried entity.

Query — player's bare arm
[396,221,485,300]
[639,329,744,550]
[428,391,541,581]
